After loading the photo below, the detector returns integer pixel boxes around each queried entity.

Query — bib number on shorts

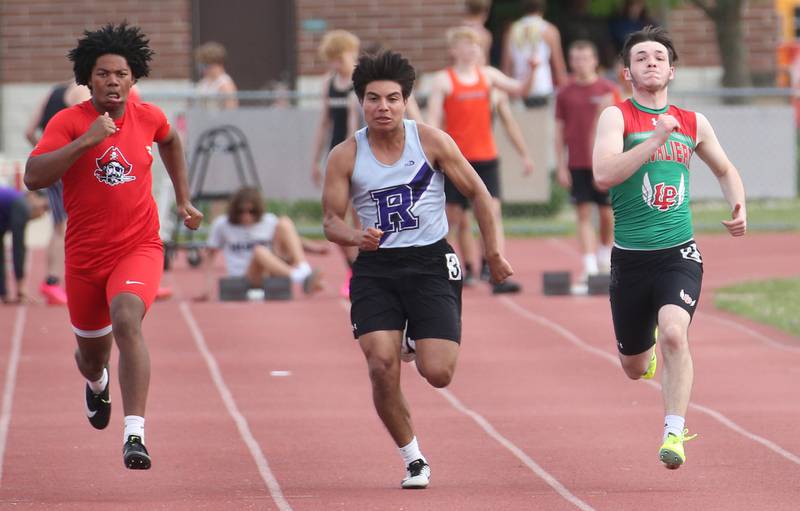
[680,243,702,264]
[445,253,462,280]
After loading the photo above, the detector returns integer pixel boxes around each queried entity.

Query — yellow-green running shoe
[642,328,658,380]
[659,429,697,469]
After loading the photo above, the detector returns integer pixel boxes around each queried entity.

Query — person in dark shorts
[555,40,620,280]
[310,29,362,297]
[0,187,49,303]
[322,50,513,489]
[427,26,533,293]
[593,26,746,469]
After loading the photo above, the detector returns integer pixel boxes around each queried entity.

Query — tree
[583,0,752,88]
[687,0,752,87]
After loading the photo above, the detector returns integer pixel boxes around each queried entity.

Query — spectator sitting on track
[196,187,323,300]
[0,187,49,304]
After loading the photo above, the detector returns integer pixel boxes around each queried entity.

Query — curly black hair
[352,50,415,101]
[68,22,154,85]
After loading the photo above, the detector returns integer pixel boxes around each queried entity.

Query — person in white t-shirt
[196,187,323,300]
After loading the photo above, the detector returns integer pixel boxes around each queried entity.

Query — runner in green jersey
[593,26,746,470]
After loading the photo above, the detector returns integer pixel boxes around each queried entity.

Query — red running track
[0,232,797,510]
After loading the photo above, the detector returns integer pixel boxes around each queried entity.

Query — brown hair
[621,25,678,68]
[227,187,264,225]
[568,39,598,57]
[194,41,227,66]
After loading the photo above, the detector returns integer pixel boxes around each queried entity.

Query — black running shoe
[463,268,476,287]
[85,369,111,430]
[492,279,522,294]
[123,435,151,470]
[480,260,491,281]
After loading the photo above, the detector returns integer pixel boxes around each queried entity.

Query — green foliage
[715,278,800,338]
[584,0,683,17]
[265,199,323,221]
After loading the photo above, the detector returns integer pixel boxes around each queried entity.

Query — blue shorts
[46,180,66,224]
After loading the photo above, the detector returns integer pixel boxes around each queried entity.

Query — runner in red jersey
[25,23,202,470]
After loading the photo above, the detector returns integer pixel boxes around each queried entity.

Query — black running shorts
[569,168,609,206]
[609,239,703,356]
[444,159,500,208]
[349,239,463,343]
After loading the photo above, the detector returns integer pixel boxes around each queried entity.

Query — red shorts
[66,239,163,338]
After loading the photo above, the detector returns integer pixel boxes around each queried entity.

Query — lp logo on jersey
[642,172,685,211]
[95,146,136,186]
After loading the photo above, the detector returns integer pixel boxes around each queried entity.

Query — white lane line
[0,306,26,487]
[179,302,293,511]
[704,313,800,354]
[500,296,800,466]
[338,300,593,510]
[437,389,596,511]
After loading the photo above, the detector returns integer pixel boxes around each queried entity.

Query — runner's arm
[592,106,670,189]
[694,112,746,236]
[322,140,381,249]
[25,113,117,189]
[423,125,512,282]
[158,127,203,230]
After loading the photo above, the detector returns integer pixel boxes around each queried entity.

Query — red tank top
[443,67,497,161]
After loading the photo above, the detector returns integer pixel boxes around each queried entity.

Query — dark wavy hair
[621,25,678,68]
[68,22,154,85]
[352,50,416,101]
[227,187,265,225]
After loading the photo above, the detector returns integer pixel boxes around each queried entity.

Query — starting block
[542,271,572,296]
[219,276,292,301]
[542,271,611,296]
[587,273,611,296]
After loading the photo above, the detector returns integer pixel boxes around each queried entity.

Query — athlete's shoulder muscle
[327,136,357,177]
[415,122,451,166]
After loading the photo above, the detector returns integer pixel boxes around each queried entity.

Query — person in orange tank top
[427,26,534,294]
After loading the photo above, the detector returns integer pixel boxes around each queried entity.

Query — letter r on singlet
[370,185,419,233]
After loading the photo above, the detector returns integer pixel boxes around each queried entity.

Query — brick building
[0,0,784,156]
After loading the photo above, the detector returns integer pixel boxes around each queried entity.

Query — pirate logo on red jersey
[94,146,136,186]
[642,172,685,212]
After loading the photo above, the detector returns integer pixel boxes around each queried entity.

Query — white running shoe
[401,459,430,489]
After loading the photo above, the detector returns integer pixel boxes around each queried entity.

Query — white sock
[124,415,146,444]
[664,415,685,440]
[289,262,312,284]
[87,368,108,394]
[597,245,612,269]
[398,436,426,467]
[582,253,599,275]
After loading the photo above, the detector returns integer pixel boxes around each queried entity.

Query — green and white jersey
[611,99,698,250]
